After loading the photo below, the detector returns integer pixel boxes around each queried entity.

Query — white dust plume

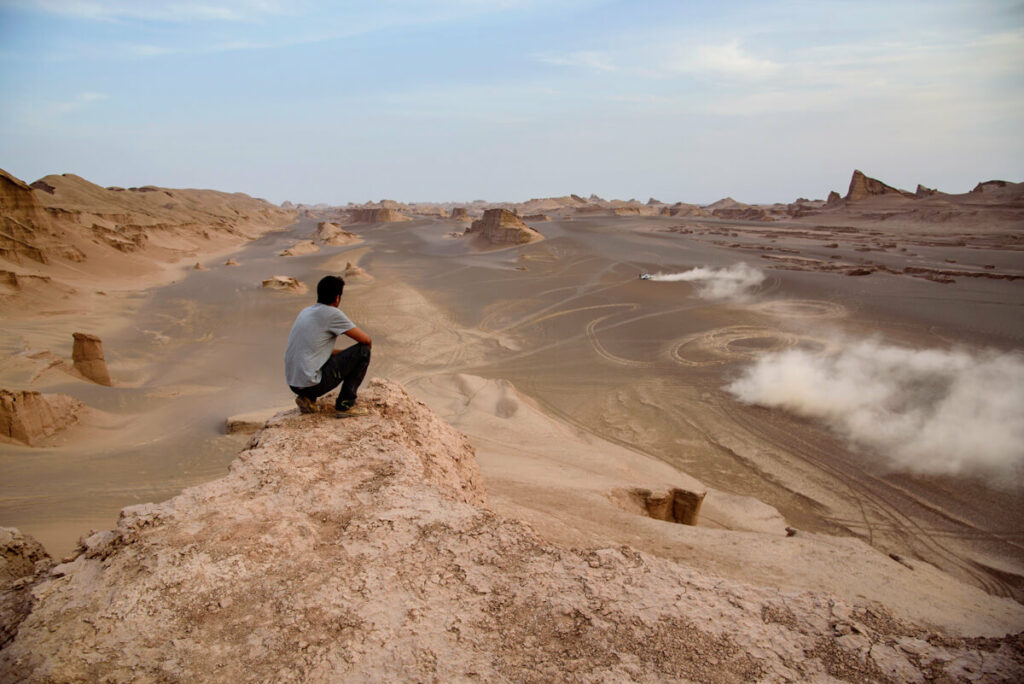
[648,263,765,300]
[727,340,1024,484]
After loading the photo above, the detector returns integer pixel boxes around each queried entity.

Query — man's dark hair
[316,275,345,304]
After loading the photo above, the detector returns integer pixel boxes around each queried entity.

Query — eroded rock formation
[0,170,52,265]
[845,170,913,201]
[0,390,83,446]
[0,379,1019,681]
[466,209,543,246]
[0,527,52,648]
[71,333,111,386]
[349,208,412,224]
[315,222,360,246]
[261,276,308,294]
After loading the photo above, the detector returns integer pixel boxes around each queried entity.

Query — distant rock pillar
[72,332,112,386]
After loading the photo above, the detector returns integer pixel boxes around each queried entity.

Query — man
[285,275,372,418]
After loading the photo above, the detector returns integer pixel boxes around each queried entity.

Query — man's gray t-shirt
[284,303,355,387]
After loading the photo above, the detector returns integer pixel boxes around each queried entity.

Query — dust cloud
[727,340,1024,484]
[649,263,765,300]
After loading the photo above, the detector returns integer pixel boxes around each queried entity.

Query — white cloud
[23,0,290,22]
[688,41,782,79]
[535,50,618,72]
[53,91,108,114]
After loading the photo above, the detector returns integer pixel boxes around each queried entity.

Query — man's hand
[344,326,372,348]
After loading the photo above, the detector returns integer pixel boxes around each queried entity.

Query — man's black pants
[290,343,371,409]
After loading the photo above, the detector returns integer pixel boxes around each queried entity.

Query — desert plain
[2,168,1023,680]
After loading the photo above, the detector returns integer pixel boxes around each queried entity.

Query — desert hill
[0,169,295,314]
[2,380,1020,681]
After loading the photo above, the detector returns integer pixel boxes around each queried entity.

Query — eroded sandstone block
[71,332,111,386]
[0,390,82,446]
[466,209,543,246]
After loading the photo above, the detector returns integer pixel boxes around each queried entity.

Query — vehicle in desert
[639,273,652,280]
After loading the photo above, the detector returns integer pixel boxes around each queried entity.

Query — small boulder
[261,276,308,294]
[71,333,112,386]
[225,407,288,435]
[193,262,207,271]
[224,258,239,266]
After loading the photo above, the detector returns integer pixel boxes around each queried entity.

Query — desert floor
[2,214,1022,628]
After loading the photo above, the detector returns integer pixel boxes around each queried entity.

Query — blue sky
[1,0,1021,204]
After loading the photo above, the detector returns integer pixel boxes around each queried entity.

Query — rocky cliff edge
[2,379,1021,682]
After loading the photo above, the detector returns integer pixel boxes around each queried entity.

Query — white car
[639,273,652,280]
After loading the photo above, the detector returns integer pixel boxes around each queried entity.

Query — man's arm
[339,326,372,348]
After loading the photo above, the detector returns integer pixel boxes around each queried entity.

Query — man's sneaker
[295,395,317,414]
[334,404,369,419]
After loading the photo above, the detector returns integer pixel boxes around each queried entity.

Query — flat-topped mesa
[845,170,914,201]
[0,390,83,446]
[349,208,412,224]
[465,209,543,246]
[450,207,470,221]
[71,333,111,386]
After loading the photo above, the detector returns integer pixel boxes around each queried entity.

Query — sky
[0,0,1022,205]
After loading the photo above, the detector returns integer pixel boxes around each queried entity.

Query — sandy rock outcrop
[826,190,843,205]
[0,170,52,265]
[522,213,551,222]
[278,240,320,257]
[71,332,111,386]
[466,209,543,246]
[314,222,360,246]
[349,208,412,224]
[1,378,1020,682]
[224,258,239,266]
[0,390,83,446]
[1,527,52,648]
[449,207,470,221]
[845,170,913,201]
[261,276,308,294]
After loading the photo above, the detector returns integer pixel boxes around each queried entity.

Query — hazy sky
[1,0,1021,205]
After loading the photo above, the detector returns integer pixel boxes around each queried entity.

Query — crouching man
[285,275,372,418]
